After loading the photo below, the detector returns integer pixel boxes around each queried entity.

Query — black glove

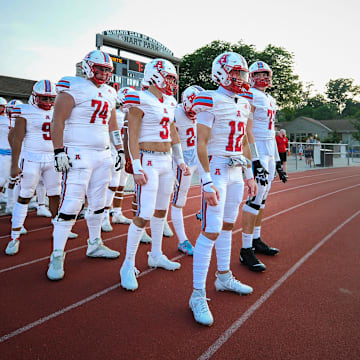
[253,159,269,186]
[276,161,288,183]
[54,148,72,172]
[115,149,125,171]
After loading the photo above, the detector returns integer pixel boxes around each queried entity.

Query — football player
[4,81,61,255]
[170,85,204,255]
[239,61,287,272]
[189,52,256,326]
[120,58,190,291]
[47,50,123,280]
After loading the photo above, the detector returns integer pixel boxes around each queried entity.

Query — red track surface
[0,167,359,360]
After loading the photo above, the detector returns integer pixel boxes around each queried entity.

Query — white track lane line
[197,209,360,360]
[0,184,359,343]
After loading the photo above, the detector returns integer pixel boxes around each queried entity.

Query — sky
[1,0,359,96]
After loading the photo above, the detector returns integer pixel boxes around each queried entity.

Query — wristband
[132,159,143,175]
[172,143,185,165]
[201,172,212,186]
[249,142,259,160]
[54,148,65,155]
[244,167,253,180]
[110,130,122,146]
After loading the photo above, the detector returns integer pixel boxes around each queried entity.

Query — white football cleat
[189,289,213,326]
[120,263,140,291]
[68,232,78,239]
[140,231,152,244]
[112,213,131,224]
[5,206,13,215]
[147,252,180,271]
[101,216,113,232]
[163,221,173,237]
[47,250,65,280]
[28,197,38,210]
[86,238,119,258]
[37,206,52,218]
[5,239,20,255]
[215,271,253,295]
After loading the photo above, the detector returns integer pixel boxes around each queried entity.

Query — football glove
[54,148,72,172]
[252,159,269,186]
[115,149,125,171]
[276,161,288,183]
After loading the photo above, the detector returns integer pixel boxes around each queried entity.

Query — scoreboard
[109,54,145,91]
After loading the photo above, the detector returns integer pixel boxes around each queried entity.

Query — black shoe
[240,247,266,272]
[253,237,279,256]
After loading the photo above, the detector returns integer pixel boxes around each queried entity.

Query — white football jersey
[192,88,250,156]
[123,90,177,143]
[174,104,197,166]
[0,115,11,153]
[241,87,276,140]
[56,76,117,150]
[12,103,54,162]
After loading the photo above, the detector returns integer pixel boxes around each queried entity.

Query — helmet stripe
[103,52,109,63]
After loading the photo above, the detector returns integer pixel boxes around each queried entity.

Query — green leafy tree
[326,78,360,113]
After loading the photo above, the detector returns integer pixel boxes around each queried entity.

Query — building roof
[319,119,357,132]
[0,75,37,100]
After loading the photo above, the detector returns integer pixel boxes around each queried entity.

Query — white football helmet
[0,97,6,115]
[32,80,56,110]
[143,58,178,96]
[6,99,23,118]
[117,87,133,106]
[82,50,113,85]
[212,52,249,94]
[249,61,272,88]
[181,85,204,120]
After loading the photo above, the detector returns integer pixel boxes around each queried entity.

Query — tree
[179,40,303,109]
[326,78,360,113]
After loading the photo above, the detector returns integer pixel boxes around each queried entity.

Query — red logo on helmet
[187,94,196,103]
[154,61,164,70]
[218,54,229,65]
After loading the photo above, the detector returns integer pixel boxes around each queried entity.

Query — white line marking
[0,184,359,343]
[197,209,360,360]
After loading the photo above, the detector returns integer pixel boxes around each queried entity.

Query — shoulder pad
[192,91,214,113]
[239,91,253,100]
[56,76,80,94]
[123,90,141,107]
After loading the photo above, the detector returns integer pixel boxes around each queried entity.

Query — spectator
[275,129,289,172]
[298,143,303,160]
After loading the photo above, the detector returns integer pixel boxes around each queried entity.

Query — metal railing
[287,142,360,171]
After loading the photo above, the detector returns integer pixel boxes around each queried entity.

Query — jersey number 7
[90,100,109,124]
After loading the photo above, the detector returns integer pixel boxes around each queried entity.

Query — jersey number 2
[186,127,195,147]
[226,121,244,152]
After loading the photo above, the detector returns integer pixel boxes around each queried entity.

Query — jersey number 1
[226,121,244,152]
